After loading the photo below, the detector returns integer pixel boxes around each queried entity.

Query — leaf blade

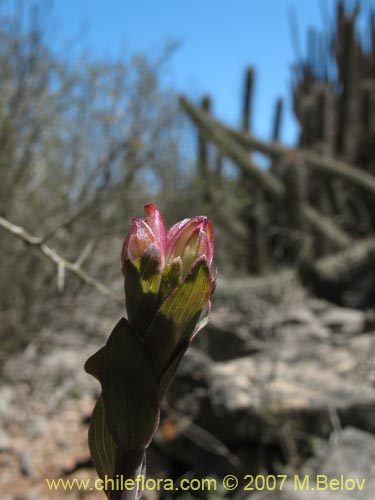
[101,318,160,450]
[88,396,117,489]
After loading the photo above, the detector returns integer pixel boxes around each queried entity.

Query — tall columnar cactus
[247,189,268,274]
[293,0,374,168]
[271,97,283,143]
[291,0,375,239]
[241,66,255,133]
[85,204,215,499]
[197,95,213,203]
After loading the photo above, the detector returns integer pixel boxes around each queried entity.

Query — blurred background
[0,0,374,499]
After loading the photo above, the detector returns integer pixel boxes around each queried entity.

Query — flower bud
[86,204,216,499]
[120,204,215,337]
[166,217,213,277]
[121,204,166,271]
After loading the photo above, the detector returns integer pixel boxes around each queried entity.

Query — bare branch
[0,215,122,304]
[40,202,96,244]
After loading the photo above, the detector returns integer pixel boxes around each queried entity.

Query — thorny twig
[0,215,122,304]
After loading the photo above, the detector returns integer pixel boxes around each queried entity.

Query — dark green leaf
[84,345,106,382]
[88,396,117,491]
[157,347,186,399]
[101,318,160,450]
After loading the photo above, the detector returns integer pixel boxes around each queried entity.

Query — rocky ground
[0,273,374,499]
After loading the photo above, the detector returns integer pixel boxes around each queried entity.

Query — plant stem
[110,447,145,500]
[119,462,143,500]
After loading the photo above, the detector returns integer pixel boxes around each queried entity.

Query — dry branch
[0,216,122,304]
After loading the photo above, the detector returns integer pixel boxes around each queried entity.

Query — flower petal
[121,218,158,269]
[144,203,167,252]
[166,217,213,276]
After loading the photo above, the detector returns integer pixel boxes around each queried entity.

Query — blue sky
[51,0,365,145]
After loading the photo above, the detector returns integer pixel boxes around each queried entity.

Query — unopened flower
[121,204,214,280]
[85,204,216,500]
[121,203,167,271]
[166,216,213,276]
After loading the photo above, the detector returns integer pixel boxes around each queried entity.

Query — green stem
[119,462,143,500]
[109,447,145,500]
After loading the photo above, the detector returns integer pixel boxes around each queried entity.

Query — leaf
[88,396,117,491]
[157,346,186,399]
[125,252,161,336]
[144,260,211,380]
[157,258,182,306]
[84,345,106,382]
[191,300,211,340]
[155,304,211,399]
[101,318,160,450]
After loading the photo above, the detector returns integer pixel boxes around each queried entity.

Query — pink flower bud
[166,217,213,276]
[121,204,214,281]
[87,204,216,497]
[121,204,167,271]
[144,203,167,251]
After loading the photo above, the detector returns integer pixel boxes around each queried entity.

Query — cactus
[283,161,311,261]
[241,67,255,132]
[179,1,374,305]
[272,97,283,143]
[299,238,375,306]
[181,96,354,252]
[247,189,268,274]
[291,0,375,235]
[197,95,212,203]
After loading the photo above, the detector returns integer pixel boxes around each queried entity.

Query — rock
[1,274,373,500]
[3,340,100,410]
[27,416,50,439]
[309,298,333,315]
[276,323,330,341]
[0,386,15,422]
[303,427,375,496]
[0,427,12,451]
[198,307,259,361]
[20,450,34,477]
[196,332,375,445]
[174,348,212,385]
[277,307,317,326]
[16,494,39,500]
[364,309,375,331]
[268,304,331,341]
[247,428,375,499]
[154,416,240,479]
[167,348,212,418]
[319,307,365,335]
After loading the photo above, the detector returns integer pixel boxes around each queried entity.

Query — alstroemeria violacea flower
[122,203,213,276]
[121,204,215,336]
[85,204,215,500]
